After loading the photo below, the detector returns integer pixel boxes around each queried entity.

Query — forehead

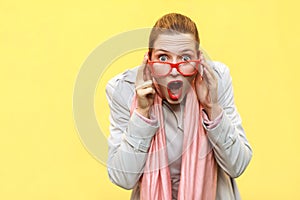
[153,33,197,54]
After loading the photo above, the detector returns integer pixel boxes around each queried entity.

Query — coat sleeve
[204,62,253,178]
[105,73,159,189]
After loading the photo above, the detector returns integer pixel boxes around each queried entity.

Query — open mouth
[167,80,183,101]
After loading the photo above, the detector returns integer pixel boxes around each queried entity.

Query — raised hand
[135,53,155,118]
[195,51,222,120]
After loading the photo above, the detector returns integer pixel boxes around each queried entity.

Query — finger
[203,66,213,83]
[202,65,217,87]
[137,87,155,98]
[198,63,203,76]
[135,53,149,88]
[200,51,210,78]
[201,60,216,81]
[200,51,215,79]
[135,80,153,90]
[143,87,155,95]
[195,71,203,84]
[142,53,149,80]
[144,62,152,81]
[145,87,155,99]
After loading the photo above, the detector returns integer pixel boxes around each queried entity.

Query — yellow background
[1,0,300,199]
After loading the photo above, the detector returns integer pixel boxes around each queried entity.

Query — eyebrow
[180,49,195,54]
[153,49,195,54]
[153,49,168,53]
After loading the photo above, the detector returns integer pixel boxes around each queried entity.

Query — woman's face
[150,33,200,104]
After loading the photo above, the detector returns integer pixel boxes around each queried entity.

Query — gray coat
[105,61,252,200]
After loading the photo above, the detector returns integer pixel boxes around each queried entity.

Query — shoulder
[106,67,138,108]
[210,60,232,83]
[107,67,138,88]
[210,61,231,80]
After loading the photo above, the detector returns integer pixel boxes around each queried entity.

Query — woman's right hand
[135,53,155,118]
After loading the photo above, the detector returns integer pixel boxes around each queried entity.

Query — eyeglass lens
[152,62,197,76]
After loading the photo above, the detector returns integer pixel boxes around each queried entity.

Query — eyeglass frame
[147,58,201,77]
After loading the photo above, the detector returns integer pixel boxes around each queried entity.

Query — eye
[182,55,191,61]
[158,55,168,62]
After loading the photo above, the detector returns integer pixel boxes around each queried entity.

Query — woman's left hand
[195,52,222,120]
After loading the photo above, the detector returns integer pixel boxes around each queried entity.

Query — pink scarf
[131,87,217,200]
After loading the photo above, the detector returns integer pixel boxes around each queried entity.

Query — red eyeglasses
[147,59,201,77]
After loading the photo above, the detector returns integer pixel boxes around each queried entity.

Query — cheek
[182,77,196,91]
[153,77,168,88]
[152,78,168,98]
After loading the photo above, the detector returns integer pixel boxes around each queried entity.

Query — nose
[170,67,179,76]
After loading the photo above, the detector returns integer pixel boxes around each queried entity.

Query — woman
[106,13,252,200]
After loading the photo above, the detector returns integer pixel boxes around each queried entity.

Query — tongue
[167,81,183,101]
[167,88,182,100]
